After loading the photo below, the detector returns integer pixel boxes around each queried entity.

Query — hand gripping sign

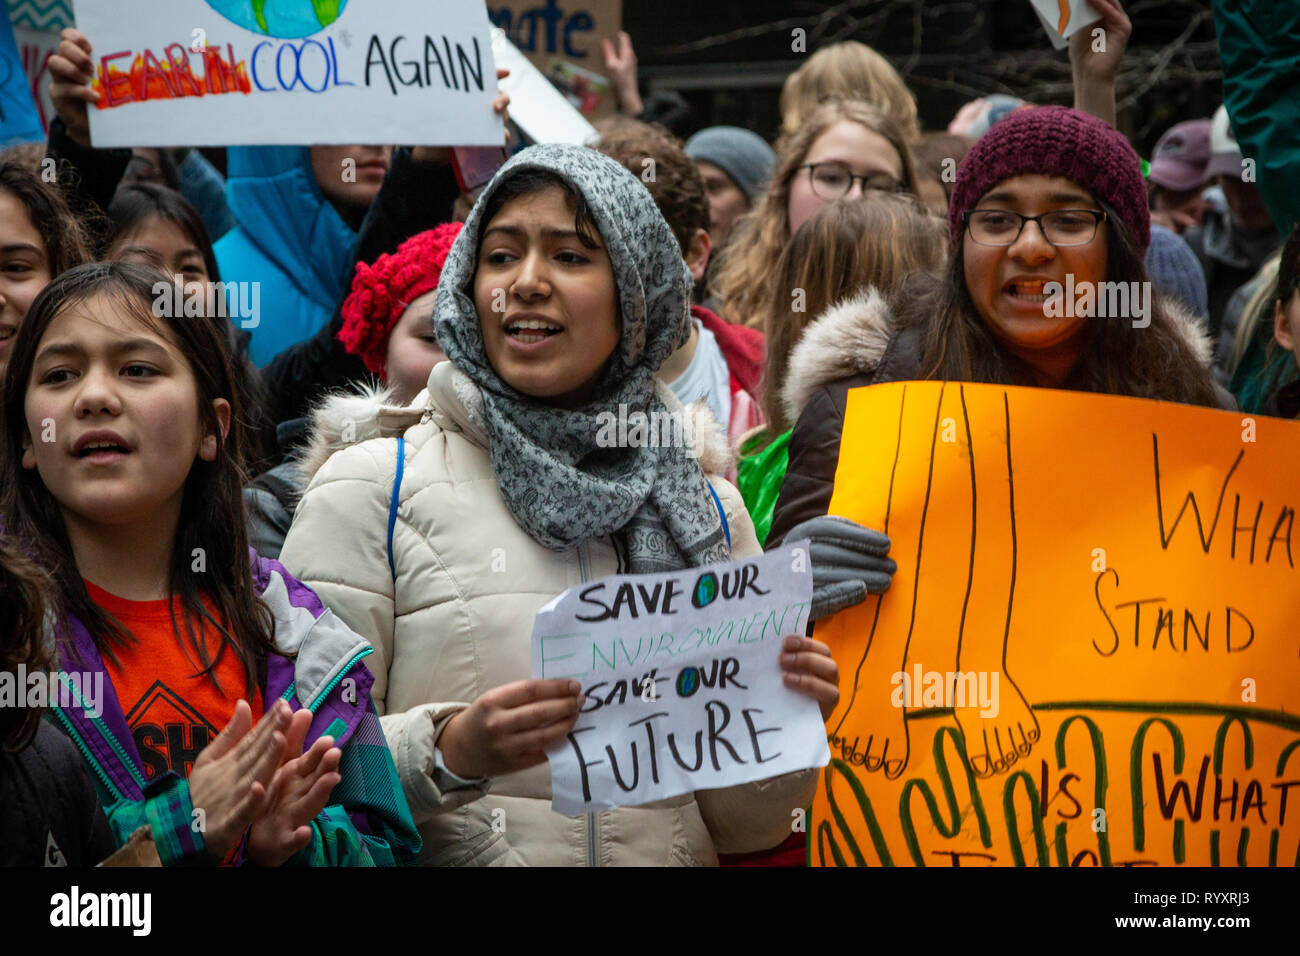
[812,381,1300,867]
[531,545,828,814]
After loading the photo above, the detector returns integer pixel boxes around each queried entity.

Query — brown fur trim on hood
[781,287,893,424]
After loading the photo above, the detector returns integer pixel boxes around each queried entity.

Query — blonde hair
[761,194,947,433]
[711,100,918,331]
[780,41,920,141]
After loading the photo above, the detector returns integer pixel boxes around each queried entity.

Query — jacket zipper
[307,647,373,713]
[61,671,148,793]
[577,540,599,868]
[51,707,124,804]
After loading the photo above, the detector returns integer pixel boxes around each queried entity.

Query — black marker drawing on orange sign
[830,386,1039,779]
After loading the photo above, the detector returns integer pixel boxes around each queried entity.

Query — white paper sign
[74,0,503,147]
[1027,0,1101,50]
[532,544,828,814]
[490,27,595,146]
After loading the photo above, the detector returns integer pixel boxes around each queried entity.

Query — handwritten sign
[73,0,503,147]
[1027,0,1101,50]
[532,545,827,814]
[813,381,1300,867]
[487,0,619,119]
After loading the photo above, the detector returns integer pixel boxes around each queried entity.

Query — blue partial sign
[0,11,42,144]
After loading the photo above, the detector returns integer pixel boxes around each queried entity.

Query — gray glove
[784,515,896,621]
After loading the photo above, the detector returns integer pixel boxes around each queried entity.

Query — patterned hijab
[432,144,729,573]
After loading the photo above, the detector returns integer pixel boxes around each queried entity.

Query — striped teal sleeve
[280,699,421,867]
[98,774,212,866]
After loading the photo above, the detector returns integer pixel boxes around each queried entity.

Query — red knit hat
[339,222,463,377]
[948,106,1151,255]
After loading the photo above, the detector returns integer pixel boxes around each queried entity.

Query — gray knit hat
[1145,224,1209,322]
[684,126,775,202]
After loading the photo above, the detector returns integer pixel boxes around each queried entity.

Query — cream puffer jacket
[279,362,816,866]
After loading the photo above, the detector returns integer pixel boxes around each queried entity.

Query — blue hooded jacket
[215,147,358,366]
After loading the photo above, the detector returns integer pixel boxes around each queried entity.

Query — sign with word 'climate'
[74,0,503,146]
[532,545,827,814]
[815,381,1300,867]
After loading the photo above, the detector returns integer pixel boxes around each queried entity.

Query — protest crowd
[1,0,1298,873]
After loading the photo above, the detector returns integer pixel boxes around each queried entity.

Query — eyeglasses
[963,208,1107,246]
[796,162,907,201]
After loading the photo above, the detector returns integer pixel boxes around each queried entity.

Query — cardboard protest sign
[813,381,1300,867]
[487,0,619,119]
[532,545,827,814]
[73,0,503,147]
[1028,0,1101,50]
[0,8,43,143]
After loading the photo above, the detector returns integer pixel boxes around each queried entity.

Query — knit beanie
[948,106,1151,255]
[339,222,463,377]
[684,126,776,202]
[1145,224,1209,321]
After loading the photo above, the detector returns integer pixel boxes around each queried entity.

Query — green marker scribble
[1272,739,1300,866]
[252,0,269,34]
[311,0,340,27]
[1213,715,1255,773]
[899,725,992,865]
[816,822,847,868]
[823,759,894,866]
[1003,770,1049,866]
[1055,715,1111,867]
[1210,715,1254,866]
[1130,717,1185,860]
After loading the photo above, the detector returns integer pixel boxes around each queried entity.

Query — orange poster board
[813,381,1300,867]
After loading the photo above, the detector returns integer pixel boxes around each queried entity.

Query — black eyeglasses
[796,162,907,201]
[963,208,1107,246]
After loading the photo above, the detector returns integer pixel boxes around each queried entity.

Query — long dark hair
[0,160,92,278]
[0,536,53,752]
[0,262,277,693]
[900,198,1222,407]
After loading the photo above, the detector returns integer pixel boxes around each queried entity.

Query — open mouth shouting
[504,313,564,346]
[73,429,132,464]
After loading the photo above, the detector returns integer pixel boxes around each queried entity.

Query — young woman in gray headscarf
[279,145,858,865]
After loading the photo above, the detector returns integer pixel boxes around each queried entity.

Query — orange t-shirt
[86,580,264,783]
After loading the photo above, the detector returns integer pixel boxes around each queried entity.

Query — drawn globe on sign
[203,0,349,39]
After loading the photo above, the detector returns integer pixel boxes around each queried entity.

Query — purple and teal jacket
[48,553,421,867]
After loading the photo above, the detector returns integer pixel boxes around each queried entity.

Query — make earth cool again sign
[531,545,829,814]
[75,0,503,147]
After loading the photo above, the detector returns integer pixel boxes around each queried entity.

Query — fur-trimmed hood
[297,361,735,486]
[780,285,1219,423]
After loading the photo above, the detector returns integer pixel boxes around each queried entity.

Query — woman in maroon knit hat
[768,105,1232,586]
